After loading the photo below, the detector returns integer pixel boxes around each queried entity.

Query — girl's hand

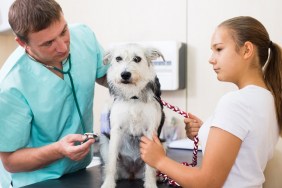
[140,134,166,169]
[184,113,203,140]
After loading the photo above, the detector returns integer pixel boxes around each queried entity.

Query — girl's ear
[145,47,165,62]
[243,41,254,59]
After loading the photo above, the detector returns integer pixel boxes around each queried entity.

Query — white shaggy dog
[100,43,165,188]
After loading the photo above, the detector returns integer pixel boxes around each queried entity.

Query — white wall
[1,0,281,187]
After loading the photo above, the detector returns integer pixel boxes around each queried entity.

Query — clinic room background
[0,0,282,187]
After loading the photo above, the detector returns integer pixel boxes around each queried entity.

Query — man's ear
[243,41,254,59]
[15,37,27,48]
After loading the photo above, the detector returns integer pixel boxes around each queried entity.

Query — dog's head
[103,43,163,93]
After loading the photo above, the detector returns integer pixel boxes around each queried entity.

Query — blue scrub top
[0,24,108,188]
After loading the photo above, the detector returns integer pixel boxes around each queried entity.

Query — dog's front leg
[101,127,122,188]
[144,164,158,188]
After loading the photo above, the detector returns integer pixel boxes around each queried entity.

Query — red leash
[157,99,199,187]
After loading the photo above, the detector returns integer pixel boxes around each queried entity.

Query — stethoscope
[28,53,97,140]
[43,54,87,133]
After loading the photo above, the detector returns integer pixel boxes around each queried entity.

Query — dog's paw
[101,180,116,188]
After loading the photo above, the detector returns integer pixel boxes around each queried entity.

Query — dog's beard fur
[100,44,165,188]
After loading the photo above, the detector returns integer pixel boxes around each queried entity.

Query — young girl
[140,16,282,188]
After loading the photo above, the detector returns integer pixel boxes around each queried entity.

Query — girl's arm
[140,127,242,188]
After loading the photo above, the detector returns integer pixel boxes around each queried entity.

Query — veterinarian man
[0,0,108,187]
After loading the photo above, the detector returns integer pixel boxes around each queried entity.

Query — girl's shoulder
[220,85,272,105]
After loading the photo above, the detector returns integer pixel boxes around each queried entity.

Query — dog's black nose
[121,71,131,80]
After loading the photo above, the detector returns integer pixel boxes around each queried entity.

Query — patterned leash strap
[157,99,199,187]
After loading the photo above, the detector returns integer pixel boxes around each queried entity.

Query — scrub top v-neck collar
[26,52,73,89]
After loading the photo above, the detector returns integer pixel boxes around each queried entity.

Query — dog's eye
[116,56,123,62]
[133,56,142,63]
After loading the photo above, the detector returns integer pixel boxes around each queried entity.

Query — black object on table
[22,143,202,188]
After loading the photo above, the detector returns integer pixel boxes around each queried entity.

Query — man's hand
[57,134,95,161]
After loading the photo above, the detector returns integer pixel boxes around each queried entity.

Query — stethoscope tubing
[45,54,87,134]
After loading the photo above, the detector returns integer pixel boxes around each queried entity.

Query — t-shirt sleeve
[211,93,250,141]
[0,88,32,152]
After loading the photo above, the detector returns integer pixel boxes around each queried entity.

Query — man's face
[23,14,70,66]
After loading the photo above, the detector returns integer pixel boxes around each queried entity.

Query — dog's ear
[103,50,113,65]
[145,48,165,62]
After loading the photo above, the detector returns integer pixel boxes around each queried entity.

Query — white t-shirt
[199,85,279,188]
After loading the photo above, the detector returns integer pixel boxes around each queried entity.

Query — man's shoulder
[68,23,98,45]
[69,23,93,36]
[0,47,25,84]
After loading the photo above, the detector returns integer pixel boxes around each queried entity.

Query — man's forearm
[0,142,63,173]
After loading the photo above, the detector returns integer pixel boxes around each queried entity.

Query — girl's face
[209,26,246,85]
